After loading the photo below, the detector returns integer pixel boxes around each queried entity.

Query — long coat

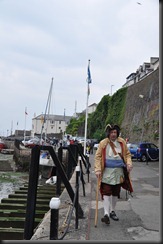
[94,137,133,187]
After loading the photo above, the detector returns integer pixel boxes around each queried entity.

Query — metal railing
[23,143,91,240]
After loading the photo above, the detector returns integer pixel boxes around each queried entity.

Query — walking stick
[94,177,100,227]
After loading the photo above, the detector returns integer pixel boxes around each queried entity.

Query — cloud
[0,0,159,136]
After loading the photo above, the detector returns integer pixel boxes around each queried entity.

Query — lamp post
[111,85,114,96]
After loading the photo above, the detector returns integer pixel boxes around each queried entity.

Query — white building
[87,103,97,114]
[80,103,97,115]
[31,114,72,138]
[123,57,159,88]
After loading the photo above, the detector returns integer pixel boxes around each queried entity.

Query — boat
[40,151,54,166]
[0,149,14,154]
[19,143,27,150]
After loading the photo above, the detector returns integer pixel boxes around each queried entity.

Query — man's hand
[95,171,101,178]
[127,164,133,172]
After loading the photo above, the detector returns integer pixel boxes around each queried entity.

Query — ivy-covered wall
[66,68,159,146]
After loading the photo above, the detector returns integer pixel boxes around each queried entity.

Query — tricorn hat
[105,124,120,137]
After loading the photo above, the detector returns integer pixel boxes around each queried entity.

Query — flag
[87,61,92,84]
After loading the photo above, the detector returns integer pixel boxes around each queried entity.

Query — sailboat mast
[45,79,53,142]
[41,77,54,143]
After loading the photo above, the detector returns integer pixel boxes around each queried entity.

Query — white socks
[103,195,118,215]
[110,196,118,213]
[103,195,110,216]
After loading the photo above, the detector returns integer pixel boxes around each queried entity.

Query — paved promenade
[31,154,160,242]
[31,154,93,241]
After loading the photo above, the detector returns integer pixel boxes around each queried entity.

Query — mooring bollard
[86,154,90,182]
[75,165,80,229]
[49,196,61,240]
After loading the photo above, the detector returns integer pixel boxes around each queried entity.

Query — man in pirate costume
[94,124,133,225]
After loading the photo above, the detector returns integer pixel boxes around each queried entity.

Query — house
[15,130,31,138]
[123,57,159,87]
[31,114,72,138]
[79,103,98,116]
[87,103,97,114]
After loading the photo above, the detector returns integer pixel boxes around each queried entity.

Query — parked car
[127,142,159,162]
[21,136,34,145]
[137,142,159,162]
[22,137,43,148]
[0,142,6,151]
[127,143,138,159]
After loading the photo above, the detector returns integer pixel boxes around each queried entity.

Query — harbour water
[0,153,29,201]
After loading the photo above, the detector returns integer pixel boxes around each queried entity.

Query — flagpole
[10,120,13,136]
[24,107,27,143]
[84,82,89,155]
[84,59,91,155]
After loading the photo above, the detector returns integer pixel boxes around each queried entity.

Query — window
[150,144,158,149]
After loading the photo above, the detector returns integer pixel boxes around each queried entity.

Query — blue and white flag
[87,61,92,84]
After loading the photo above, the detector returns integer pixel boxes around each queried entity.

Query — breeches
[100,182,121,200]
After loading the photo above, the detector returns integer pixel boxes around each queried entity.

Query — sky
[0,0,159,137]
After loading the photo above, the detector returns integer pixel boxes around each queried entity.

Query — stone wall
[121,68,159,146]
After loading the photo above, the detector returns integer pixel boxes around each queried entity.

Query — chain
[58,204,73,234]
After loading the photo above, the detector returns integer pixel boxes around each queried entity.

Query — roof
[33,114,72,123]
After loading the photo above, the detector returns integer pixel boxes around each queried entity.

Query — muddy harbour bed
[0,153,29,201]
